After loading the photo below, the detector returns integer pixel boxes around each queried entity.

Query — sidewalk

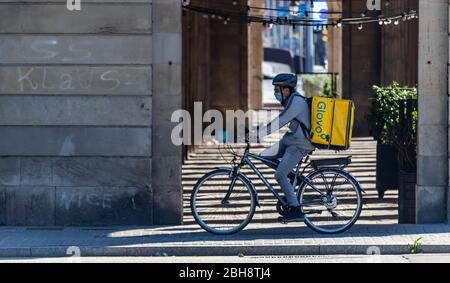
[1,223,450,257]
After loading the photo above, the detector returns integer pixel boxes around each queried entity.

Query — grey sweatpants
[260,140,310,207]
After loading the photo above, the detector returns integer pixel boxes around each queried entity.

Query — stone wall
[0,0,182,226]
[416,0,448,224]
[448,0,450,224]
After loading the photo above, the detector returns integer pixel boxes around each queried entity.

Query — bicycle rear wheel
[191,169,257,235]
[298,168,363,234]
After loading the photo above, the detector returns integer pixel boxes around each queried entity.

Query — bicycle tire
[297,167,363,234]
[190,168,257,235]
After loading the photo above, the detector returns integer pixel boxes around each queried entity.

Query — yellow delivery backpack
[309,96,355,150]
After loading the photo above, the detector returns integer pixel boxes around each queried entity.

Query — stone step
[183,137,398,226]
[182,168,377,175]
[190,149,376,155]
[181,171,377,178]
[181,179,376,187]
[186,158,376,164]
[183,163,376,168]
[182,189,395,197]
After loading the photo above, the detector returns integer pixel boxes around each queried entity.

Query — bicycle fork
[221,166,240,205]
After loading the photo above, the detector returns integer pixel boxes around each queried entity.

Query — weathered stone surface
[152,119,182,157]
[0,158,20,186]
[0,35,152,64]
[448,186,450,224]
[0,127,152,156]
[6,186,55,226]
[151,0,183,226]
[152,186,182,225]
[20,158,52,186]
[417,156,448,187]
[0,66,152,95]
[417,94,448,125]
[417,0,449,223]
[152,156,181,187]
[152,93,181,115]
[151,33,182,65]
[416,185,447,223]
[0,96,152,126]
[0,4,151,34]
[53,157,152,187]
[55,187,153,226]
[0,187,5,225]
[418,126,448,156]
[153,1,182,34]
[152,64,182,96]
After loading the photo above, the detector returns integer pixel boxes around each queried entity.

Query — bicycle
[190,137,364,235]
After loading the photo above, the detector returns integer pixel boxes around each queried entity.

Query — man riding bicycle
[250,73,315,223]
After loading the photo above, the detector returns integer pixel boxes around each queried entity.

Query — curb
[1,244,449,258]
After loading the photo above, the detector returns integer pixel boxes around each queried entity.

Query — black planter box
[398,170,417,224]
[376,143,399,199]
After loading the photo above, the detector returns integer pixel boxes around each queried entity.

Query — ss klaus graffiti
[16,67,133,93]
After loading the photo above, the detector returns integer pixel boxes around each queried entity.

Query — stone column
[248,0,264,110]
[416,0,448,223]
[152,0,183,225]
[327,0,343,97]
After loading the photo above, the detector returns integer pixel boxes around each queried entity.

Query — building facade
[0,0,182,226]
[0,0,449,226]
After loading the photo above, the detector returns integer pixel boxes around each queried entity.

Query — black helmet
[272,73,297,89]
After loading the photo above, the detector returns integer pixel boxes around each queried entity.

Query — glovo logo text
[314,101,329,141]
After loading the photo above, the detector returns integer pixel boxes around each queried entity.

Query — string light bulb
[183,3,416,31]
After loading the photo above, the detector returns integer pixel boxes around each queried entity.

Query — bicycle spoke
[191,170,255,235]
[299,169,362,234]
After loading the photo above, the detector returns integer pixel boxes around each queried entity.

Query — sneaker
[278,206,305,223]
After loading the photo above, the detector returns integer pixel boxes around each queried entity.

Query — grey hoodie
[258,92,316,152]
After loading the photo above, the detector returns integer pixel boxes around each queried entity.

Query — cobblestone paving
[0,224,450,257]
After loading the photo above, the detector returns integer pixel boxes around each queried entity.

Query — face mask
[274,92,283,103]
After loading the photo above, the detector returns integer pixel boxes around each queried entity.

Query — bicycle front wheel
[191,169,257,235]
[298,168,363,234]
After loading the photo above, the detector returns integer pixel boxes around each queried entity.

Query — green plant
[301,74,337,98]
[371,82,418,172]
[408,237,423,254]
[323,81,338,98]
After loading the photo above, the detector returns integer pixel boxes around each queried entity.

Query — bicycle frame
[223,143,328,209]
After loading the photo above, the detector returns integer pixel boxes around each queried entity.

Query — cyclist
[250,73,315,223]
